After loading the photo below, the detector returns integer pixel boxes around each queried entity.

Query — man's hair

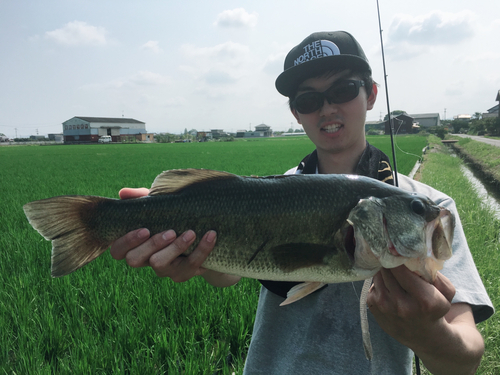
[288,69,375,111]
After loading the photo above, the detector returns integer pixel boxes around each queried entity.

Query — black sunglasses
[292,80,366,114]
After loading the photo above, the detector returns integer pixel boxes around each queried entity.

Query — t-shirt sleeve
[398,175,494,323]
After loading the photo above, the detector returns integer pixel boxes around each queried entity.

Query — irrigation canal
[460,164,500,220]
[444,140,500,220]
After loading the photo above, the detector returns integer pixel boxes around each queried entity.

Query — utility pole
[444,108,446,120]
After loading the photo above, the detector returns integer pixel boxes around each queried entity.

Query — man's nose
[319,98,338,116]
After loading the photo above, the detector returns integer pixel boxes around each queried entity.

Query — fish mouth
[344,224,356,262]
[347,204,454,283]
[402,207,454,283]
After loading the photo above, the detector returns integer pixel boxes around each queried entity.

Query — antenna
[376,0,398,187]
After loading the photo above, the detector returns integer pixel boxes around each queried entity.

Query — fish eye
[411,199,426,215]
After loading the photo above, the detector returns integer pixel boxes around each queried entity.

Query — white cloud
[45,21,107,46]
[182,41,249,60]
[388,10,477,45]
[129,71,171,86]
[214,8,258,28]
[262,52,286,76]
[81,71,170,90]
[203,69,237,85]
[180,42,251,87]
[141,40,161,53]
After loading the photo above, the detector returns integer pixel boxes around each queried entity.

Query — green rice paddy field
[1,135,498,374]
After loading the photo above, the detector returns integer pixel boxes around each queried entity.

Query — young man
[110,31,493,374]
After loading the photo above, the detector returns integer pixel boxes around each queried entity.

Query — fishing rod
[376,0,399,188]
[375,2,421,374]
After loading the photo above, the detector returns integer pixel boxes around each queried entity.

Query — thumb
[433,272,456,303]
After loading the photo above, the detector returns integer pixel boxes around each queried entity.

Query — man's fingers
[148,230,217,281]
[109,228,150,260]
[433,272,456,303]
[119,187,150,200]
[186,230,217,272]
[148,230,197,274]
[379,267,407,295]
[125,230,177,268]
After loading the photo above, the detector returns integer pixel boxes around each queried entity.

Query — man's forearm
[415,305,484,375]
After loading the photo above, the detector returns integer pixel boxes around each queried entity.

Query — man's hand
[368,266,484,375]
[109,188,240,287]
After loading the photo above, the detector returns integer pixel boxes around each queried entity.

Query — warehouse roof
[74,116,145,124]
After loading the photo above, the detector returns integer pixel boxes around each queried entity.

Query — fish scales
[89,175,386,280]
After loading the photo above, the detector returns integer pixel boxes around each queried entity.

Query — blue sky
[1,0,499,138]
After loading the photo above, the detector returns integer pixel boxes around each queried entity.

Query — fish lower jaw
[404,256,445,283]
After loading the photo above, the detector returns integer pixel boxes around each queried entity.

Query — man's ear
[291,108,302,124]
[367,84,377,110]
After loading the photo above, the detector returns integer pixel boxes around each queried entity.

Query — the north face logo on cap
[294,40,340,66]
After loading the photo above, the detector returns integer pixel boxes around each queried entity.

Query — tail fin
[23,195,111,277]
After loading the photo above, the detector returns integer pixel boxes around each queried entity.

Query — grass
[451,136,500,182]
[416,136,500,374]
[1,135,436,374]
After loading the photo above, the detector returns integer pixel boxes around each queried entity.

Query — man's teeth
[323,124,342,133]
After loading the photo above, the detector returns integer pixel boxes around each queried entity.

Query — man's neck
[316,144,366,175]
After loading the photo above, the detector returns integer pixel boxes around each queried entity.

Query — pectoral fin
[279,282,326,306]
[270,243,337,272]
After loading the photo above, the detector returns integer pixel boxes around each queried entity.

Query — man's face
[291,71,377,158]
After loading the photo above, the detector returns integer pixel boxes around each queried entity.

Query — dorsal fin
[149,169,237,195]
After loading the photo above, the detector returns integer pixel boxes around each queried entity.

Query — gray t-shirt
[243,171,493,375]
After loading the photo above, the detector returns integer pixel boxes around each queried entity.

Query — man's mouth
[322,124,343,133]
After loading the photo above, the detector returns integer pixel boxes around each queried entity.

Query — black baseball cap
[275,31,371,97]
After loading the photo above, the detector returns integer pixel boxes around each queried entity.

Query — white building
[62,116,148,143]
[409,113,441,127]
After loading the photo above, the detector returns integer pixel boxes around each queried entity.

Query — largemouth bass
[23,169,454,287]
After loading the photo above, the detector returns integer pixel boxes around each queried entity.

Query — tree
[435,127,447,139]
[484,117,500,136]
[471,112,482,121]
[450,119,469,134]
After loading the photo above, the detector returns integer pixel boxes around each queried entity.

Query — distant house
[62,116,153,143]
[210,129,227,139]
[236,130,247,138]
[196,131,210,142]
[236,124,273,138]
[453,114,472,121]
[48,133,64,142]
[409,113,441,128]
[384,114,415,135]
[365,120,384,134]
[30,135,46,141]
[482,90,500,118]
[254,124,273,137]
[482,105,499,119]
